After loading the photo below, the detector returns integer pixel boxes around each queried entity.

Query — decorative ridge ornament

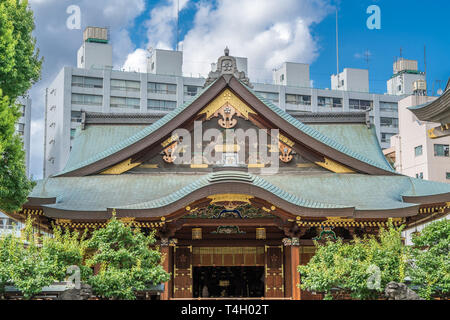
[203,47,253,88]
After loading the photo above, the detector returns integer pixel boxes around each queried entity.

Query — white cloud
[180,0,333,81]
[122,0,190,71]
[125,0,333,80]
[123,49,148,73]
[146,0,189,49]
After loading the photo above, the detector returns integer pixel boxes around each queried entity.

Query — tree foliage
[408,219,449,299]
[0,217,89,299]
[0,213,171,300]
[85,213,171,300]
[0,0,42,212]
[0,0,42,101]
[298,220,407,299]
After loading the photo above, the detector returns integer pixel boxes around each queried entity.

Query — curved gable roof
[57,75,394,177]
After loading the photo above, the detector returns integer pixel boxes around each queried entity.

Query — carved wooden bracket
[214,103,241,128]
[279,141,293,163]
[159,220,184,238]
[163,141,178,163]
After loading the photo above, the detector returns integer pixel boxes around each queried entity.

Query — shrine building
[13,50,450,300]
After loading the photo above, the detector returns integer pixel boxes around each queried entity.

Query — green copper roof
[58,77,394,176]
[30,171,450,213]
[247,87,394,172]
[308,124,391,170]
[65,125,146,170]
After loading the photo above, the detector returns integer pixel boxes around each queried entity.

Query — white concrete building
[391,95,450,183]
[273,62,310,88]
[331,68,369,93]
[44,27,417,177]
[387,58,426,96]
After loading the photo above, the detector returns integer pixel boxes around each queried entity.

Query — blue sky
[128,0,449,94]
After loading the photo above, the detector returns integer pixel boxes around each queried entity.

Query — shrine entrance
[172,245,285,299]
[193,266,264,298]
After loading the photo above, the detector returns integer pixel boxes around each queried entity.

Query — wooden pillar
[282,237,301,300]
[284,247,292,298]
[160,239,171,300]
[290,245,301,300]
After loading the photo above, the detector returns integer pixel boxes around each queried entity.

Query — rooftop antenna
[364,49,370,69]
[424,45,427,95]
[335,8,340,85]
[176,0,179,51]
[399,47,403,58]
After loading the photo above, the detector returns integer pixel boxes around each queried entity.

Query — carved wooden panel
[173,246,192,298]
[265,245,284,298]
[191,247,265,266]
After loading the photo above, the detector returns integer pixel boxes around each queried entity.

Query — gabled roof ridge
[245,84,394,172]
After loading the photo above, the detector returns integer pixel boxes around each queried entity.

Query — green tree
[1,217,54,299]
[85,213,171,300]
[0,0,42,100]
[0,217,90,299]
[408,219,450,299]
[298,220,407,299]
[0,0,42,213]
[40,225,92,282]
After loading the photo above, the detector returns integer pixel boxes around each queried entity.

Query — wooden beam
[179,218,280,227]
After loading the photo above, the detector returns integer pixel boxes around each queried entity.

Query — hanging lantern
[192,228,202,240]
[256,227,266,240]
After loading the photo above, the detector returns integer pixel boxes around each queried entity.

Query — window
[71,110,82,122]
[349,99,372,110]
[286,94,311,106]
[380,101,398,112]
[110,97,140,109]
[71,93,102,106]
[446,172,450,180]
[256,91,279,103]
[70,128,76,140]
[280,74,284,82]
[19,104,25,117]
[380,117,398,128]
[147,99,176,111]
[16,123,25,135]
[415,172,423,179]
[398,85,402,92]
[434,144,449,157]
[72,76,103,88]
[414,145,423,157]
[148,82,177,94]
[111,79,140,92]
[318,97,342,108]
[381,132,395,143]
[184,85,201,97]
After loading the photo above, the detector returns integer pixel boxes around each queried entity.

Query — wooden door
[265,245,284,298]
[173,246,192,298]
